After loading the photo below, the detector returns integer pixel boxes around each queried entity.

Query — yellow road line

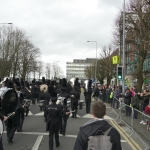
[115,122,142,150]
[110,120,142,150]
[112,120,143,150]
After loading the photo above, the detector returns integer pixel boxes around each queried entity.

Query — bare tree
[0,26,14,78]
[52,63,62,80]
[36,61,43,80]
[84,65,94,79]
[112,0,150,91]
[19,39,40,80]
[99,45,118,85]
[0,25,41,81]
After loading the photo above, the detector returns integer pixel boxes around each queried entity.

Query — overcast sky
[0,0,124,76]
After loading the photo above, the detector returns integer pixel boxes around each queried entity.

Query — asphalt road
[2,93,146,150]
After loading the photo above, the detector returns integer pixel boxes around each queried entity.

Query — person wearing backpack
[73,101,122,150]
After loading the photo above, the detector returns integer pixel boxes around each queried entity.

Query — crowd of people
[92,84,150,130]
[1,76,149,150]
[0,77,82,150]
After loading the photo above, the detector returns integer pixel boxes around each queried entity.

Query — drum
[0,88,18,116]
[0,120,4,137]
[39,100,45,107]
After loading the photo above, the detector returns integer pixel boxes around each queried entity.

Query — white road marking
[121,140,127,142]
[33,112,113,119]
[3,131,126,143]
[34,112,44,116]
[69,114,81,118]
[31,135,43,150]
[28,111,33,115]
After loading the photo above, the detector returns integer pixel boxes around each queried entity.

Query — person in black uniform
[14,79,25,132]
[84,79,92,113]
[31,79,37,104]
[0,103,8,150]
[70,78,80,118]
[45,92,62,150]
[43,85,51,122]
[3,79,18,144]
[61,105,70,136]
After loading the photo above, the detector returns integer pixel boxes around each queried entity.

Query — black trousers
[133,108,138,119]
[62,119,67,134]
[0,139,4,150]
[49,123,60,150]
[17,107,24,130]
[6,113,18,140]
[85,100,91,113]
[71,101,78,118]
[59,118,62,133]
[125,105,131,116]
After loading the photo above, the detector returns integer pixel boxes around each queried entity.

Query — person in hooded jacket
[73,101,122,150]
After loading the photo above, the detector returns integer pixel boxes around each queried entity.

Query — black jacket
[93,87,99,97]
[44,92,51,105]
[46,103,62,131]
[74,119,122,150]
[140,94,149,111]
[0,113,4,121]
[84,88,92,101]
[122,91,131,105]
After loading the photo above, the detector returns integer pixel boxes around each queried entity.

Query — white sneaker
[143,122,146,125]
[140,120,144,124]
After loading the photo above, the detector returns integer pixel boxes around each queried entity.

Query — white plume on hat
[40,84,48,93]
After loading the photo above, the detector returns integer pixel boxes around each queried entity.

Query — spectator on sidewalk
[113,86,120,109]
[109,87,114,108]
[131,90,140,119]
[101,86,106,102]
[140,90,149,125]
[106,85,112,103]
[121,88,132,117]
[93,84,100,101]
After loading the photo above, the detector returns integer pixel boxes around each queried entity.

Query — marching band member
[84,79,92,113]
[70,78,80,118]
[14,79,25,132]
[61,105,70,136]
[45,91,62,150]
[0,99,8,150]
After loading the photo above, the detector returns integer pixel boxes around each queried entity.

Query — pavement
[1,93,149,150]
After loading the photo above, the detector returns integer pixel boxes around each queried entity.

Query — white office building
[66,58,95,82]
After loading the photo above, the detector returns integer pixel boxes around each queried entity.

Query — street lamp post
[87,41,97,85]
[122,0,125,94]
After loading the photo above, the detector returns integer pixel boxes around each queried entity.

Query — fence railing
[110,97,150,150]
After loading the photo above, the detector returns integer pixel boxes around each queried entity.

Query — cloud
[0,0,123,77]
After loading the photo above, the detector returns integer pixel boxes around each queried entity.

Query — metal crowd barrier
[110,97,150,150]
